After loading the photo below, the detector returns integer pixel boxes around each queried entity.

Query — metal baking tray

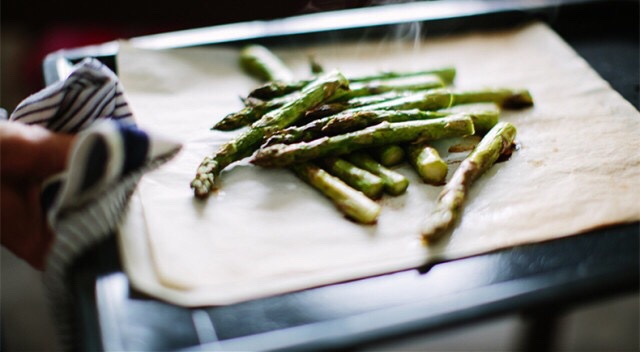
[46,0,638,350]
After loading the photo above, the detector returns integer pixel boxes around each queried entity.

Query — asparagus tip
[191,180,211,199]
[420,207,454,244]
[502,90,534,109]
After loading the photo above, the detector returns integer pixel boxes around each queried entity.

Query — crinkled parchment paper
[116,22,640,306]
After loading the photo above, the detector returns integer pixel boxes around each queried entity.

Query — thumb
[0,122,75,181]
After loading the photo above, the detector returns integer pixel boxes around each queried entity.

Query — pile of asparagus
[191,44,533,242]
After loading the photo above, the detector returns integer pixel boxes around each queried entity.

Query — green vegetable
[405,143,448,185]
[239,44,294,82]
[370,145,406,167]
[248,67,456,100]
[191,71,349,198]
[347,152,409,196]
[322,157,384,199]
[421,122,517,242]
[292,162,381,224]
[252,114,475,168]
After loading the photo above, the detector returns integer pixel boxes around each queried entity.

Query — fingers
[0,121,75,181]
[0,122,68,269]
[0,181,53,270]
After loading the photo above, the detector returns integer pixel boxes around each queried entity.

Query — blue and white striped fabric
[11,58,134,132]
[8,58,181,349]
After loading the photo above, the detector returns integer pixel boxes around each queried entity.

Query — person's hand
[1,121,74,269]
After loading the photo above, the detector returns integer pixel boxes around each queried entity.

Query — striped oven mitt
[8,57,181,347]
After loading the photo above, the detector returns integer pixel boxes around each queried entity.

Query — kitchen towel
[8,57,182,348]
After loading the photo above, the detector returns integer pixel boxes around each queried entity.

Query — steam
[298,0,425,74]
[392,20,423,50]
[369,0,425,55]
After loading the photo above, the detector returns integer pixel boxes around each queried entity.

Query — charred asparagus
[252,114,475,168]
[347,152,409,196]
[322,157,385,199]
[292,162,381,224]
[192,71,349,198]
[421,122,517,242]
[405,143,448,185]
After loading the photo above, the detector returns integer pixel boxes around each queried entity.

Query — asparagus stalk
[248,67,456,100]
[370,145,406,166]
[253,71,348,129]
[266,110,447,146]
[213,91,301,131]
[239,44,294,82]
[291,162,381,224]
[306,89,453,119]
[192,127,265,198]
[303,90,413,120]
[405,143,448,185]
[439,105,500,135]
[328,74,445,102]
[322,157,385,199]
[321,109,447,135]
[191,71,349,198]
[309,55,325,74]
[347,152,409,196]
[215,44,297,131]
[266,108,497,146]
[324,108,499,137]
[308,87,533,120]
[249,81,308,100]
[337,90,410,106]
[451,88,533,109]
[252,114,475,168]
[220,76,442,131]
[349,67,456,84]
[335,89,454,113]
[421,122,517,243]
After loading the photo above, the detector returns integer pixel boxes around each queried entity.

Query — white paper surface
[117,22,640,306]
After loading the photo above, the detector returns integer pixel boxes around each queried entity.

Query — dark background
[1,0,376,112]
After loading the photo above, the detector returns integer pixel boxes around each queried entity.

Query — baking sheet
[116,22,640,306]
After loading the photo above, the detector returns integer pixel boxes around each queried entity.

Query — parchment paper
[116,22,640,306]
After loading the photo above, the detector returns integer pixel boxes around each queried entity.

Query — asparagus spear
[216,74,443,131]
[309,55,325,74]
[451,88,533,109]
[191,71,349,198]
[215,44,299,131]
[370,145,406,166]
[349,67,456,84]
[321,109,447,135]
[252,114,475,168]
[265,108,497,146]
[303,90,414,120]
[239,44,294,82]
[213,91,301,131]
[215,44,297,131]
[347,88,446,112]
[421,122,517,243]
[405,142,448,185]
[439,104,500,135]
[266,110,446,145]
[248,67,456,100]
[324,108,499,136]
[249,81,308,100]
[322,157,384,199]
[308,87,533,120]
[347,152,409,196]
[335,89,454,114]
[253,71,349,129]
[291,162,381,224]
[328,74,445,102]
